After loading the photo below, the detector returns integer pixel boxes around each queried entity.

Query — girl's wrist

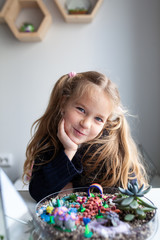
[64,149,77,160]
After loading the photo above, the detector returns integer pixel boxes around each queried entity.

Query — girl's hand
[57,119,78,160]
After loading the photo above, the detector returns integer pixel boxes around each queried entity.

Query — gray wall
[0,0,160,181]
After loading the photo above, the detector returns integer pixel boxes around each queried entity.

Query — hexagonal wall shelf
[4,0,52,42]
[54,0,103,23]
[0,0,12,23]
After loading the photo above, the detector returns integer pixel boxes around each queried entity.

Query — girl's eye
[95,117,103,122]
[77,107,85,113]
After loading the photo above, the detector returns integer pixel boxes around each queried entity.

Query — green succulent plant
[113,181,157,221]
[119,181,151,197]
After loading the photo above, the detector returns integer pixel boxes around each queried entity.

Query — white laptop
[0,168,51,240]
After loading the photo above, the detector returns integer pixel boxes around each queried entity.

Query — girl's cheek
[96,125,104,136]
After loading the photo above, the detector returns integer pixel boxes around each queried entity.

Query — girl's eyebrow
[75,101,85,107]
[97,114,106,120]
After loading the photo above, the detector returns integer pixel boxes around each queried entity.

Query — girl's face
[62,86,113,145]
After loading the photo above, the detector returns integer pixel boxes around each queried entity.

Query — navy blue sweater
[29,148,83,202]
[29,145,137,202]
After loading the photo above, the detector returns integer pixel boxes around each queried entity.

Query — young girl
[23,71,148,202]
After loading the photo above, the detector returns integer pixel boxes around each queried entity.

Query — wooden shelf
[54,0,103,23]
[4,0,52,42]
[0,0,12,23]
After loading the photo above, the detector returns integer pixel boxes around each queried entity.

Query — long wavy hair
[23,71,148,188]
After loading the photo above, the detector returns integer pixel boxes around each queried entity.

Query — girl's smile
[62,86,113,145]
[73,128,86,136]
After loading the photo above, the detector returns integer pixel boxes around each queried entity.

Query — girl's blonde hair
[23,71,148,188]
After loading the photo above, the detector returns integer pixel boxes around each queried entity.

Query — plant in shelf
[113,181,157,221]
[66,0,90,15]
[20,23,35,32]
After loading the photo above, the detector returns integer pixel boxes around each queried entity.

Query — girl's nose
[80,117,91,129]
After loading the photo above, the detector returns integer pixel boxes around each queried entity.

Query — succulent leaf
[118,186,134,196]
[130,200,139,209]
[135,193,144,197]
[127,182,133,191]
[116,205,131,211]
[137,184,144,195]
[125,189,134,196]
[121,196,134,206]
[132,184,138,195]
[118,187,127,194]
[134,181,139,189]
[138,197,157,209]
[136,209,146,219]
[142,207,156,212]
[136,208,144,215]
[112,197,126,203]
[141,185,152,195]
[124,214,135,222]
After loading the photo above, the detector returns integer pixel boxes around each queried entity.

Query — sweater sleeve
[29,149,82,202]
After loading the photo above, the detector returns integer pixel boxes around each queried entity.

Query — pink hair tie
[68,71,76,78]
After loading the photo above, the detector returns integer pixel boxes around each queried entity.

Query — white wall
[0,0,160,181]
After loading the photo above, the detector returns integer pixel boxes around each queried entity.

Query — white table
[19,188,160,240]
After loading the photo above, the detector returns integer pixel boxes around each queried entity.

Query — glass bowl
[35,187,158,240]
